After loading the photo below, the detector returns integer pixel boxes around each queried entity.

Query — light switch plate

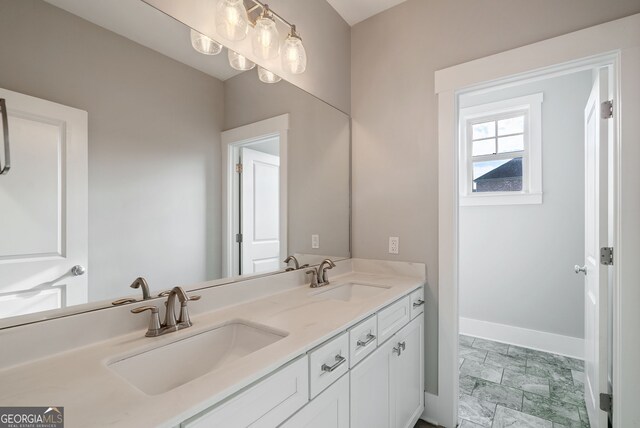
[312,234,320,249]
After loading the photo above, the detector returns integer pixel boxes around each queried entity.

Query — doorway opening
[455,60,615,428]
[221,114,289,278]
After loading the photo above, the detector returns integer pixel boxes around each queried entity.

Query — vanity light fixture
[281,25,307,74]
[228,49,256,70]
[252,5,280,60]
[215,0,249,41]
[257,66,281,83]
[190,29,222,55]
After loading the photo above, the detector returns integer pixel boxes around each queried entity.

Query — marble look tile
[553,424,569,428]
[459,419,486,428]
[527,350,584,372]
[471,379,523,411]
[485,351,527,372]
[493,405,553,428]
[571,370,585,388]
[459,393,496,427]
[522,391,582,427]
[459,345,488,363]
[502,368,550,397]
[508,345,530,359]
[472,338,509,355]
[460,335,476,347]
[526,360,573,382]
[550,380,585,407]
[578,403,590,427]
[563,357,584,372]
[460,375,478,394]
[460,359,504,384]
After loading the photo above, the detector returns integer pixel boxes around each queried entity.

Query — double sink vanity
[0,259,425,428]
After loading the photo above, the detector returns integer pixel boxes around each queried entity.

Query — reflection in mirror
[0,0,350,327]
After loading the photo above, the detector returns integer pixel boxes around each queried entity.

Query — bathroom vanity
[0,259,425,428]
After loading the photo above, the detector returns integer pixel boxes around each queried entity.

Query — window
[459,93,543,206]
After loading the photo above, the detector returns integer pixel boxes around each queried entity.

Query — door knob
[71,265,86,276]
[574,265,587,275]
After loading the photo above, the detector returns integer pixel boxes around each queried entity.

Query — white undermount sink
[309,282,391,302]
[108,320,287,395]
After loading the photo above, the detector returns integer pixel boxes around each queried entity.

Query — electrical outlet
[312,234,320,249]
[389,237,399,254]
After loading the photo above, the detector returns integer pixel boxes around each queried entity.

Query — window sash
[466,111,529,194]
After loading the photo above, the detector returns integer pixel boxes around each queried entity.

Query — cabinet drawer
[309,332,349,398]
[349,315,378,368]
[377,296,410,344]
[409,287,425,319]
[181,356,309,428]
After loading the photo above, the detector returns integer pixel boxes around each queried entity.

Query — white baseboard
[460,317,584,359]
[422,392,449,427]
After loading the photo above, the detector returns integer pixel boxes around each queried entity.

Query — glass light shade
[258,66,281,84]
[252,16,280,60]
[190,29,222,55]
[281,35,307,74]
[228,50,256,71]
[215,0,249,41]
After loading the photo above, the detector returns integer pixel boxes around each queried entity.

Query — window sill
[459,192,542,206]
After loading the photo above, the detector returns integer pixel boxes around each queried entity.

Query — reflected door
[240,147,280,274]
[0,88,88,321]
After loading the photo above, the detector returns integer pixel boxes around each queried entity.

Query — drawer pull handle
[413,299,424,308]
[321,354,346,373]
[357,333,376,348]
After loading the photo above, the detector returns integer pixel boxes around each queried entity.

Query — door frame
[221,114,289,278]
[431,14,640,428]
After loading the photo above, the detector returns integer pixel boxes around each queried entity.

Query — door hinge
[235,233,243,243]
[601,100,613,119]
[600,393,613,413]
[600,247,614,265]
[236,163,243,173]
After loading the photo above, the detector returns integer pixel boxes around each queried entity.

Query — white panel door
[280,374,349,428]
[390,313,424,428]
[582,68,609,428]
[0,88,88,321]
[241,147,280,275]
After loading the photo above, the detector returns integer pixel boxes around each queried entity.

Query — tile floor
[458,335,589,428]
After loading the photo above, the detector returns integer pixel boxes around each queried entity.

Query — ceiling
[43,0,242,81]
[326,0,408,26]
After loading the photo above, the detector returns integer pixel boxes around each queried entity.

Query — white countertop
[0,267,423,428]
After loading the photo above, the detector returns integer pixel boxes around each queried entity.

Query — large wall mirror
[0,0,350,328]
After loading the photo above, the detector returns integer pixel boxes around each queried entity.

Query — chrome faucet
[284,255,309,271]
[131,286,201,337]
[111,276,152,306]
[306,259,336,288]
[130,277,151,300]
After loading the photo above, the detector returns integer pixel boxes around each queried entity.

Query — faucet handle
[306,269,319,288]
[188,294,201,301]
[157,290,171,297]
[112,297,137,306]
[131,305,162,337]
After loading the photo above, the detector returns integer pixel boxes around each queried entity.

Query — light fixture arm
[249,0,296,32]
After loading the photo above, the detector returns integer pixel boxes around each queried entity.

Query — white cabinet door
[350,335,394,428]
[390,313,424,428]
[280,374,349,428]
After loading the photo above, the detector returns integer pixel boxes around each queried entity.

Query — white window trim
[459,93,543,206]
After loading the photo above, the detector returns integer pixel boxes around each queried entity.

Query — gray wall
[0,0,224,300]
[350,0,640,394]
[459,71,591,339]
[224,72,350,260]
